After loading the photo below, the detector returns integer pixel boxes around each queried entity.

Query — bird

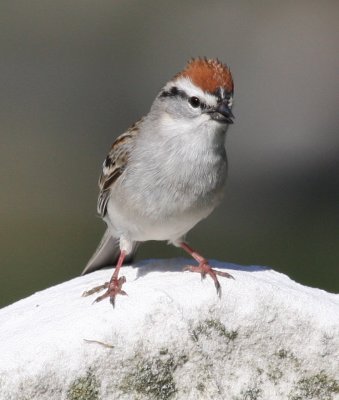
[82,58,235,307]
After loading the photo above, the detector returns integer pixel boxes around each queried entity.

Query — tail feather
[81,229,139,275]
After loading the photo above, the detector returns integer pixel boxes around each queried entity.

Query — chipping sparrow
[82,58,235,307]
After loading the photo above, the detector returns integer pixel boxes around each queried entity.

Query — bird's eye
[188,96,200,108]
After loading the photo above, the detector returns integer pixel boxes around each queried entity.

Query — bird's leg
[82,250,128,308]
[180,242,234,297]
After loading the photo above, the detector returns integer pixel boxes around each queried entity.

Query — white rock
[0,259,338,400]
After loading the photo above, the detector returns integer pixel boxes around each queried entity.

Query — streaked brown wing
[97,119,142,217]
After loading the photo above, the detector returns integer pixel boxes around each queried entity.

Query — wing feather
[97,119,142,217]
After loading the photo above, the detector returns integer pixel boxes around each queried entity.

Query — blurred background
[1,1,338,308]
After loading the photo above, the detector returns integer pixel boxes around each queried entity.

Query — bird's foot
[82,276,127,307]
[183,262,234,297]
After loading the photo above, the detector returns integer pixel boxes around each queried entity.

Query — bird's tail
[81,229,139,275]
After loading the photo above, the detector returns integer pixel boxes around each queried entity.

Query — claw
[93,291,110,304]
[215,270,234,279]
[180,242,234,297]
[82,250,128,307]
[183,262,233,296]
[84,276,127,308]
[215,281,221,298]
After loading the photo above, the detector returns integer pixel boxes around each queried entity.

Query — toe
[93,290,111,303]
[214,280,222,298]
[82,282,109,297]
[110,295,116,308]
[183,265,194,272]
[215,270,234,280]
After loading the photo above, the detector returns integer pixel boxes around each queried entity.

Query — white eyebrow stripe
[165,77,218,107]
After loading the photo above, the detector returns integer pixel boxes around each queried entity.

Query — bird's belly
[106,197,214,243]
[106,152,226,242]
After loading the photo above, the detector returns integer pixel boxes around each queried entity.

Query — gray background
[1,1,338,307]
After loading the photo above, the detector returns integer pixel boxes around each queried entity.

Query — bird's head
[155,58,234,130]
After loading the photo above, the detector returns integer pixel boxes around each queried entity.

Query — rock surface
[0,258,338,400]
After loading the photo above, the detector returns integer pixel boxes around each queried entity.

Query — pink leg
[180,242,234,296]
[82,250,128,308]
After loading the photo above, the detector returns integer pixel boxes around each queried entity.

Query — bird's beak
[207,101,234,124]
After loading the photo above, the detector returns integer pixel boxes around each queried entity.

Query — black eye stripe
[160,86,186,99]
[160,87,207,109]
